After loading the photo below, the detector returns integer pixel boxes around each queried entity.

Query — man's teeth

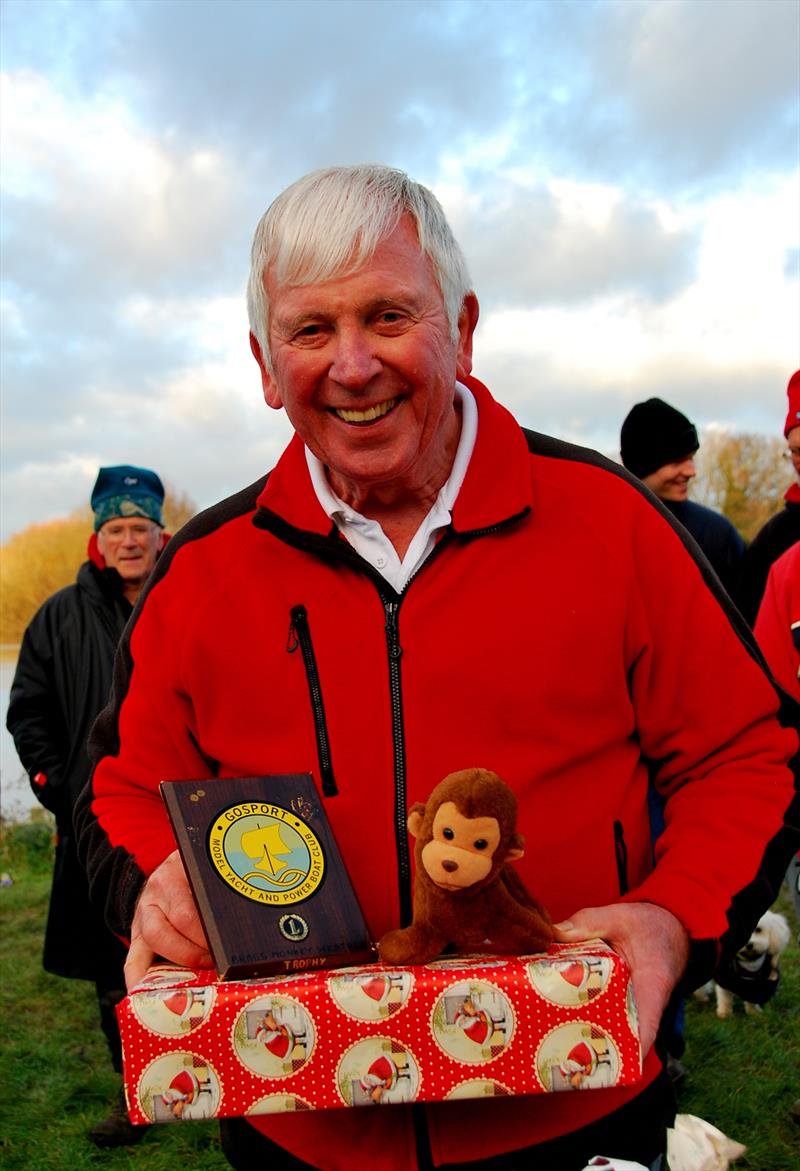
[334,398,397,423]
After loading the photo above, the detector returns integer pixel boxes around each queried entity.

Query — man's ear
[455,293,480,381]
[249,331,283,409]
[407,804,426,838]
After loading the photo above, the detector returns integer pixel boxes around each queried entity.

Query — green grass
[0,827,228,1171]
[1,820,798,1169]
[677,884,800,1170]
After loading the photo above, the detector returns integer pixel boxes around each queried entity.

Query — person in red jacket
[76,166,800,1171]
[739,371,800,624]
[754,542,800,931]
[755,542,800,703]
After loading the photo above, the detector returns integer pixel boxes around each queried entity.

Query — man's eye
[377,310,405,326]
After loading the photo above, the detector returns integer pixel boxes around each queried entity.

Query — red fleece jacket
[80,377,799,1169]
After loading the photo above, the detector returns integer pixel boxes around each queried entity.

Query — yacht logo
[208,802,325,905]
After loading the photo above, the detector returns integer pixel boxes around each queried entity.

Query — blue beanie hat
[91,465,165,531]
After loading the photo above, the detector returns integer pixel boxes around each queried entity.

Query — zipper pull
[384,601,403,659]
[287,604,306,653]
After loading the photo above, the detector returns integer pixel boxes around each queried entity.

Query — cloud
[442,174,699,309]
[521,0,800,190]
[1,0,798,542]
[610,0,799,183]
[1,71,247,296]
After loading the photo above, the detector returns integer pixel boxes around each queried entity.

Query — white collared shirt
[306,381,478,592]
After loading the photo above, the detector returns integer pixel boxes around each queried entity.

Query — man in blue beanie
[7,465,168,1146]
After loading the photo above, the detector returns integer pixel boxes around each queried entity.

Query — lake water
[1,653,38,822]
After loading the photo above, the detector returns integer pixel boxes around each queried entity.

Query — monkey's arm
[377,922,448,966]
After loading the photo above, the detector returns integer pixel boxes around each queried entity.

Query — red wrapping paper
[119,939,641,1123]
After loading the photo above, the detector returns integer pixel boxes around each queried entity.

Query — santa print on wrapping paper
[336,1037,421,1106]
[247,1093,314,1116]
[130,981,215,1037]
[445,1078,514,1100]
[137,1052,222,1122]
[233,995,315,1078]
[536,1022,621,1091]
[431,980,515,1064]
[327,969,414,1021]
[526,953,612,1008]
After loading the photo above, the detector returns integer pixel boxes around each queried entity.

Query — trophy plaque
[161,774,376,980]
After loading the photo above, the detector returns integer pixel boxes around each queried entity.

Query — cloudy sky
[1,0,798,540]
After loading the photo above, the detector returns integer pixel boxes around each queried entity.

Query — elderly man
[8,465,167,1147]
[620,397,745,598]
[76,168,799,1171]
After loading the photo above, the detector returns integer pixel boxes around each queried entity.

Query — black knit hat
[620,398,699,479]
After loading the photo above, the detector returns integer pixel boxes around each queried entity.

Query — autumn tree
[0,483,196,645]
[691,431,788,543]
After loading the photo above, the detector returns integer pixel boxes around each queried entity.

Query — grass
[677,883,800,1169]
[1,820,798,1170]
[0,821,228,1171]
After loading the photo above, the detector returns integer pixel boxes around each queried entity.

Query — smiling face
[641,455,697,502]
[251,215,478,517]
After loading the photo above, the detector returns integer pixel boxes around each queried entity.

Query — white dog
[695,910,791,1018]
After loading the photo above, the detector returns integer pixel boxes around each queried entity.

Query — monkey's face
[420,801,502,890]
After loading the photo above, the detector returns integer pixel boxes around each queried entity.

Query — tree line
[691,432,787,543]
[0,487,196,646]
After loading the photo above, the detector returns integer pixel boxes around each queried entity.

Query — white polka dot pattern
[118,940,641,1124]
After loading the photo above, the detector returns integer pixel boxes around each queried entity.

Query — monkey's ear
[407,804,426,838]
[506,832,525,862]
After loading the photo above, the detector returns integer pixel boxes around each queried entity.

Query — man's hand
[124,849,213,989]
[553,901,689,1057]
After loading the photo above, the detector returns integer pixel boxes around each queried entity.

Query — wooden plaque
[161,774,376,980]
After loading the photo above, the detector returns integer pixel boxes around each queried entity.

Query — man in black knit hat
[620,397,745,598]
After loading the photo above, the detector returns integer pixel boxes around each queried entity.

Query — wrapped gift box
[119,939,641,1123]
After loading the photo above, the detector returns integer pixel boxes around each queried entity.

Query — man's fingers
[138,886,209,954]
[551,902,689,1058]
[124,933,156,990]
[125,900,213,988]
[124,850,213,987]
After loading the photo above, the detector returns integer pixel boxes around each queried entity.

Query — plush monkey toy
[378,768,553,966]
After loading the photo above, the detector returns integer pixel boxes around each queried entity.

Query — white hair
[246,165,472,370]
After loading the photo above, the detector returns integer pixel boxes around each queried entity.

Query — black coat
[664,499,745,601]
[6,560,131,981]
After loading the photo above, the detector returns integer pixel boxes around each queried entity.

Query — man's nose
[677,457,696,479]
[120,530,139,547]
[328,326,381,388]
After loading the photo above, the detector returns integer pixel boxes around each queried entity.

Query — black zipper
[383,597,414,926]
[287,604,337,796]
[614,819,629,895]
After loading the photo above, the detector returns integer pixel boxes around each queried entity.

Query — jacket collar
[254,375,533,539]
